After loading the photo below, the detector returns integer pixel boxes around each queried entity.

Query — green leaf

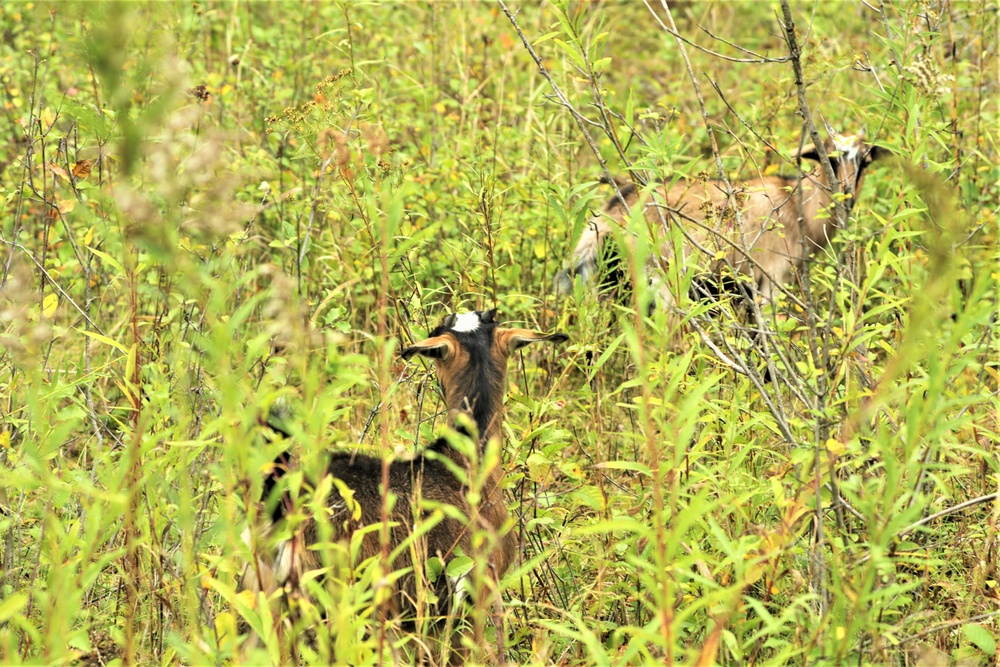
[595,460,651,476]
[0,593,26,622]
[445,555,474,579]
[553,39,587,72]
[426,557,445,582]
[963,624,996,655]
[533,31,560,45]
[85,244,125,274]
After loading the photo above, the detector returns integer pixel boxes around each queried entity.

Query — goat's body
[238,310,566,661]
[568,172,834,305]
[240,449,513,624]
[559,132,888,308]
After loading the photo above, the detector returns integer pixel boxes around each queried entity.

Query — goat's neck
[445,372,506,445]
[800,168,844,247]
[430,364,507,469]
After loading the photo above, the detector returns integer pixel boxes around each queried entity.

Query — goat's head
[796,127,891,214]
[401,309,568,442]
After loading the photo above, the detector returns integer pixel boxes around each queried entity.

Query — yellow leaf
[433,102,446,114]
[825,438,846,456]
[56,195,75,214]
[0,431,10,449]
[77,328,129,354]
[126,343,138,385]
[220,84,233,96]
[214,611,237,640]
[635,395,662,406]
[40,106,55,128]
[533,240,546,260]
[41,294,58,318]
[114,378,138,409]
[83,226,94,246]
[744,561,765,585]
[835,626,846,640]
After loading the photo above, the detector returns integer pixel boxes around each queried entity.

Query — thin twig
[696,20,791,63]
[897,609,1000,646]
[898,493,999,538]
[3,240,107,336]
[643,2,790,63]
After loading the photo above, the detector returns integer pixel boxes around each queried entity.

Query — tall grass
[0,1,996,664]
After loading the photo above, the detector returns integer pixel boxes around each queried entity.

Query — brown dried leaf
[71,159,94,179]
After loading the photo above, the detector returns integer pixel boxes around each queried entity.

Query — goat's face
[797,129,891,214]
[401,309,568,439]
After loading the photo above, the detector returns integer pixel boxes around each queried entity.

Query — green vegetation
[0,0,996,664]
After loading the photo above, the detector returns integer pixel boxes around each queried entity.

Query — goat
[555,129,890,309]
[238,309,568,662]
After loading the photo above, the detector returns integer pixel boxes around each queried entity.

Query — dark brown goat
[556,130,890,307]
[239,309,567,661]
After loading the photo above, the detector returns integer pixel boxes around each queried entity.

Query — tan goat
[238,309,568,662]
[556,130,890,308]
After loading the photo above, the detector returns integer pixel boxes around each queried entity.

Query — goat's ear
[401,335,454,361]
[497,328,570,354]
[795,143,842,170]
[794,143,820,162]
[866,145,892,163]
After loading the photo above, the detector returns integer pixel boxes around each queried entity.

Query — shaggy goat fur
[238,309,567,661]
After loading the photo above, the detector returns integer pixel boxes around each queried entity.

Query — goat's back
[245,451,512,623]
[573,173,827,303]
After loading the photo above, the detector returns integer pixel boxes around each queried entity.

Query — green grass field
[0,1,997,664]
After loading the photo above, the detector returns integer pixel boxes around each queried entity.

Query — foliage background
[0,0,997,664]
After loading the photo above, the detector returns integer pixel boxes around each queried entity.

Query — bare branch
[778,0,848,229]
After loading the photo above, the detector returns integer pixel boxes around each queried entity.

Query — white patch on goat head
[451,311,481,333]
[834,134,862,165]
